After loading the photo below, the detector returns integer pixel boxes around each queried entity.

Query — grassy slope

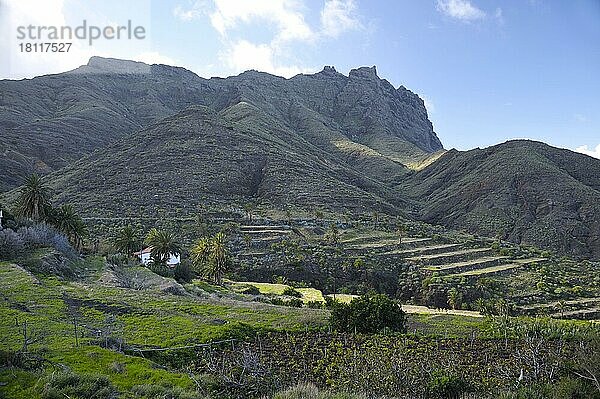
[0,260,327,397]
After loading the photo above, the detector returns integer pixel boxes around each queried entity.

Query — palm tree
[16,174,50,221]
[191,232,229,285]
[144,228,181,265]
[113,225,141,257]
[50,204,88,250]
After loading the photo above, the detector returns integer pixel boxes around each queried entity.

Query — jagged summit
[349,65,378,79]
[73,56,151,74]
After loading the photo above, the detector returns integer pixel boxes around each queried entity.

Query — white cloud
[173,6,200,21]
[0,0,92,78]
[320,0,361,38]
[209,0,313,43]
[173,0,363,77]
[421,95,436,114]
[207,0,317,76]
[132,51,178,66]
[436,0,486,22]
[220,39,311,78]
[575,144,600,159]
[494,7,504,25]
[0,0,177,79]
[574,113,590,123]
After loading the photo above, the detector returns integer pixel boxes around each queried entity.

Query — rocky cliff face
[0,57,441,192]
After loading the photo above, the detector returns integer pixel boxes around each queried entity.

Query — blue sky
[1,0,599,156]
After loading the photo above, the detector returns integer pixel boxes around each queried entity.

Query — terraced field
[238,224,295,248]
[231,223,599,320]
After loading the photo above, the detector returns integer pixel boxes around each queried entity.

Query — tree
[49,204,87,250]
[324,223,339,247]
[190,232,230,285]
[144,228,181,266]
[314,209,324,224]
[243,203,255,223]
[329,294,407,334]
[447,287,463,310]
[15,174,50,221]
[396,220,407,246]
[285,207,292,227]
[574,334,600,394]
[196,205,210,236]
[372,211,379,228]
[113,225,141,258]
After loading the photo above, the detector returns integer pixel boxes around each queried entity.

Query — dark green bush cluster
[497,378,600,399]
[40,371,115,399]
[282,286,302,297]
[427,371,469,399]
[239,285,261,295]
[174,262,193,283]
[273,383,367,399]
[130,384,204,399]
[271,297,303,307]
[329,294,407,333]
[307,300,325,309]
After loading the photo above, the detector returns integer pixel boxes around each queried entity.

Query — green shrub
[287,298,303,307]
[282,286,302,298]
[553,377,599,399]
[427,371,469,399]
[273,383,367,399]
[148,262,174,278]
[40,371,115,399]
[0,350,46,370]
[174,262,193,283]
[271,297,303,307]
[130,384,204,399]
[307,300,324,309]
[329,294,406,334]
[239,285,261,295]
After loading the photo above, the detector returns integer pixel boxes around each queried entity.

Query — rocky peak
[320,65,339,75]
[349,66,378,80]
[73,56,151,74]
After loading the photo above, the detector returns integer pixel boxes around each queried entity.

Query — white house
[134,247,180,267]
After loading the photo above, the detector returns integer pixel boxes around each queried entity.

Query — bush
[329,294,406,334]
[174,262,193,283]
[273,383,367,399]
[282,286,302,298]
[0,228,25,259]
[17,224,76,257]
[287,298,303,307]
[427,371,469,399]
[106,253,129,268]
[40,371,116,399]
[130,384,204,399]
[307,300,325,309]
[238,285,261,295]
[271,297,303,307]
[148,261,174,278]
[553,377,599,399]
[0,349,46,370]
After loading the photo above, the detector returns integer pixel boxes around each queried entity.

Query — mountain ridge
[2,57,599,259]
[0,57,441,192]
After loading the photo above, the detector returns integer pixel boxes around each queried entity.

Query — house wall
[138,252,180,266]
